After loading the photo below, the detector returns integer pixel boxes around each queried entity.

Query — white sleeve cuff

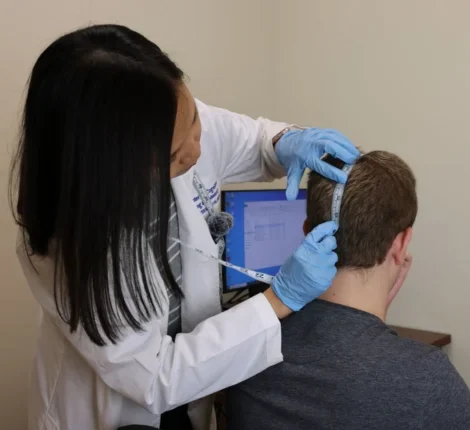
[258,118,289,180]
[245,293,283,367]
[259,120,307,181]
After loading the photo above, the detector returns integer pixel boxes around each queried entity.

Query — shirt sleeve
[196,99,288,185]
[422,350,470,429]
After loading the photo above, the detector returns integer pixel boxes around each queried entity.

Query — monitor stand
[222,282,270,311]
[248,282,269,297]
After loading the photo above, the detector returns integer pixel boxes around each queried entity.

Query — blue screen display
[223,189,307,290]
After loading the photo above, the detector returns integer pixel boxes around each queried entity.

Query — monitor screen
[222,189,307,291]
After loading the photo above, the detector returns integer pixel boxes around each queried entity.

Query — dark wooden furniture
[390,325,451,348]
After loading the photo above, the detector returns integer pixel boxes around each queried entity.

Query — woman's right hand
[269,221,338,313]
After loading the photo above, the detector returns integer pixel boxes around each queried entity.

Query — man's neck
[319,268,390,321]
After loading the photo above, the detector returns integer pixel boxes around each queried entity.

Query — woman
[11,25,359,430]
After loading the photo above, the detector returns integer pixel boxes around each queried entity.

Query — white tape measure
[331,164,354,225]
[171,237,274,285]
[186,163,355,287]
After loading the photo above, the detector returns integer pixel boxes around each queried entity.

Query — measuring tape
[331,163,354,225]
[187,163,355,288]
[171,237,274,285]
[192,171,273,294]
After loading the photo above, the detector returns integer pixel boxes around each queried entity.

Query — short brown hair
[307,151,417,268]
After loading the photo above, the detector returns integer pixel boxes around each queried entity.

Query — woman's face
[170,84,201,178]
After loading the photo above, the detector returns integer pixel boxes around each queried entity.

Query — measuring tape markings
[331,164,354,226]
[171,237,274,285]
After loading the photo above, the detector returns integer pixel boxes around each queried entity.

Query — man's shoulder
[390,338,452,375]
[412,345,468,391]
[353,334,469,405]
[416,347,470,427]
[381,331,442,361]
[279,306,453,386]
[227,311,470,430]
[347,326,450,379]
[278,300,441,368]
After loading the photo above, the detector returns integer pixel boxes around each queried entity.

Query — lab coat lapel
[171,168,221,333]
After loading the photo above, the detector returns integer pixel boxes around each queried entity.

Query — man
[226,151,470,430]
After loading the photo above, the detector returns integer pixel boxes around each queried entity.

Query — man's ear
[392,227,413,265]
[303,219,312,236]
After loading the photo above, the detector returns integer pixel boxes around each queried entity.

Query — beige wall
[0,1,275,428]
[2,0,470,428]
[274,0,470,381]
[0,2,90,428]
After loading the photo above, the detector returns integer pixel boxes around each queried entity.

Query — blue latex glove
[272,221,338,311]
[275,128,360,201]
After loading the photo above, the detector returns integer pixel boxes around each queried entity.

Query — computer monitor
[222,188,307,292]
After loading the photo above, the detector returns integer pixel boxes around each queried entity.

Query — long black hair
[9,24,184,346]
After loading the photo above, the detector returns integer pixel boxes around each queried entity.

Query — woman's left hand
[275,128,360,201]
[271,220,339,312]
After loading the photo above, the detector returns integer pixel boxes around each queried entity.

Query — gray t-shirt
[226,299,470,430]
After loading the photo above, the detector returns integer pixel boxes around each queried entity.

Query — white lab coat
[18,100,289,430]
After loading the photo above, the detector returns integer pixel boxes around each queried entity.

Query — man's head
[305,151,417,314]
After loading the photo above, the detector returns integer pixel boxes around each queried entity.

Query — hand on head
[276,150,417,316]
[272,221,339,311]
[275,128,360,201]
